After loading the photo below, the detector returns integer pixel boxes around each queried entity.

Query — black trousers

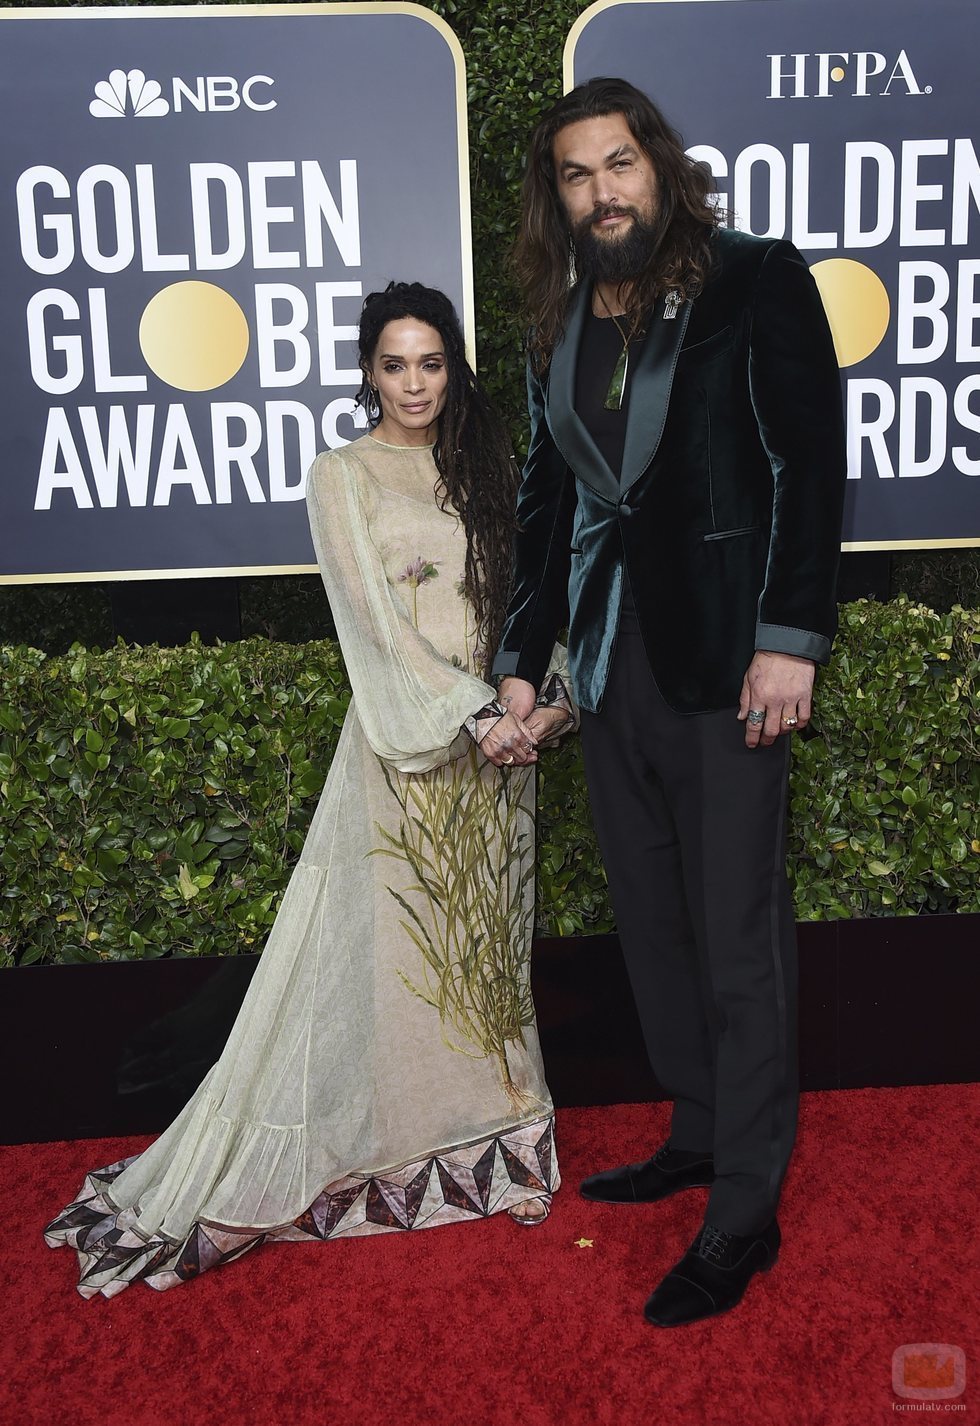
[578,617,798,1235]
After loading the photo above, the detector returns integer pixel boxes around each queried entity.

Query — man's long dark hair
[355,282,518,679]
[515,77,722,372]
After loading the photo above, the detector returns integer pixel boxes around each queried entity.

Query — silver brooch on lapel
[663,290,682,320]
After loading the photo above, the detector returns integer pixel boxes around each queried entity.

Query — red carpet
[2,1086,977,1426]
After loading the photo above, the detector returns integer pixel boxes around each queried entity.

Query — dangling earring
[364,383,380,423]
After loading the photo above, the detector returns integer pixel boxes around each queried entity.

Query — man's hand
[737,651,815,748]
[496,676,536,722]
[482,710,539,767]
[523,705,570,744]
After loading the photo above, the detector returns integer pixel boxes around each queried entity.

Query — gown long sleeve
[307,445,497,773]
[44,434,568,1298]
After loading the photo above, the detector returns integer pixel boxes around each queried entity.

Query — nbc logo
[89,69,276,117]
[90,69,169,119]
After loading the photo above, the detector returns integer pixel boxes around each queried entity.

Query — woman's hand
[481,710,539,767]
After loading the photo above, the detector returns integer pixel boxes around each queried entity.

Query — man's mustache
[575,204,641,233]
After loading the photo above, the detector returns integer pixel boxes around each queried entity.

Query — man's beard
[571,204,664,286]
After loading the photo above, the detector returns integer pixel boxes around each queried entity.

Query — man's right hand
[496,676,537,721]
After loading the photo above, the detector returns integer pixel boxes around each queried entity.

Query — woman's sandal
[508,1195,552,1226]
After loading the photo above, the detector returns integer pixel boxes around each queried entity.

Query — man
[489,78,846,1326]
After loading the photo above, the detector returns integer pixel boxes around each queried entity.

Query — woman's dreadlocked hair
[355,282,519,680]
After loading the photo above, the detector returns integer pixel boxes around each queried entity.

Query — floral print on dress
[373,746,543,1115]
[397,557,440,628]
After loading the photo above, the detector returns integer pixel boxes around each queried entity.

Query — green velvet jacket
[492,227,847,714]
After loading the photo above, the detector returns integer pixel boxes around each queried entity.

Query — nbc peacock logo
[90,69,170,119]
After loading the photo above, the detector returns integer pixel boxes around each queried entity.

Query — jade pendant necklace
[595,288,683,411]
[595,287,641,411]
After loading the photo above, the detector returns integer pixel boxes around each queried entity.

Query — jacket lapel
[620,292,693,496]
[545,285,620,503]
[546,285,695,502]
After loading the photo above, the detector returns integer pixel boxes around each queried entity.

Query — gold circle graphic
[139,282,249,391]
[830,66,846,82]
[809,259,890,368]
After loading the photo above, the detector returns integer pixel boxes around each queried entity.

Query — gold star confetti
[574,1238,594,1249]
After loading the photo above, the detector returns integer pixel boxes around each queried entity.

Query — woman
[45,283,575,1297]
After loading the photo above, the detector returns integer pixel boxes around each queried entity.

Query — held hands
[482,709,539,767]
[481,676,572,765]
[481,705,571,766]
[484,676,539,766]
[737,651,815,748]
[480,677,572,766]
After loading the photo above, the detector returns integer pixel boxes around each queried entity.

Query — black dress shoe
[644,1220,780,1327]
[579,1142,714,1204]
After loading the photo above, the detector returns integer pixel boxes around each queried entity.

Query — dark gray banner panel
[0,4,471,580]
[569,0,979,549]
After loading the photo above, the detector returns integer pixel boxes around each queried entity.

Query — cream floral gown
[45,434,572,1297]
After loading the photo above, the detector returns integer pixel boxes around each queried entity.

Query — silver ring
[746,709,766,726]
[503,755,515,765]
[782,715,799,728]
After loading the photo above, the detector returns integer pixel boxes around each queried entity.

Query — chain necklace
[595,287,643,411]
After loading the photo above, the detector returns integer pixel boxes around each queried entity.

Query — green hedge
[1,598,977,968]
[0,637,348,968]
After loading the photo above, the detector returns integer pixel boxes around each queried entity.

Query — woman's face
[365,318,449,446]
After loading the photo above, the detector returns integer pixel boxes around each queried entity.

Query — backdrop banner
[0,3,471,582]
[568,0,979,550]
